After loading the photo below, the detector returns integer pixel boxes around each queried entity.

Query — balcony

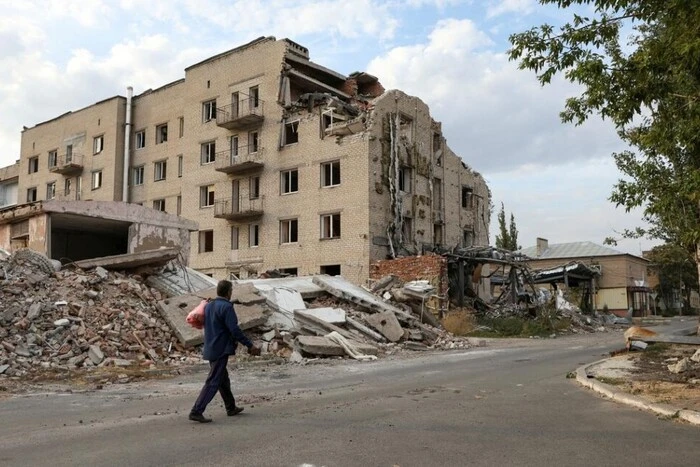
[214,146,264,175]
[50,154,83,176]
[216,97,264,131]
[55,189,82,201]
[214,196,264,222]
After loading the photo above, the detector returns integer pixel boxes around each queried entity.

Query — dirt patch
[613,344,700,412]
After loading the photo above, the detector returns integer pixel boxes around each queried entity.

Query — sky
[0,0,660,255]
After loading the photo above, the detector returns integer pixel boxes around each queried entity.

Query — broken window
[153,199,166,212]
[48,150,58,168]
[46,182,56,200]
[320,264,341,276]
[249,224,260,247]
[433,132,442,152]
[433,178,442,210]
[399,114,413,141]
[132,165,144,186]
[202,99,217,122]
[231,226,239,250]
[177,195,182,216]
[201,141,216,164]
[461,187,474,209]
[178,155,183,178]
[26,187,37,203]
[321,160,341,187]
[91,170,103,190]
[66,144,73,162]
[93,135,104,154]
[281,169,298,194]
[64,178,72,197]
[283,120,299,145]
[280,218,298,244]
[156,124,168,144]
[248,131,259,153]
[249,176,260,200]
[231,92,240,118]
[433,224,443,245]
[154,160,167,181]
[200,185,215,208]
[230,136,240,159]
[198,230,214,253]
[402,216,412,240]
[248,86,260,109]
[398,167,412,193]
[135,130,146,149]
[28,157,39,174]
[463,228,474,247]
[320,213,341,239]
[322,110,345,135]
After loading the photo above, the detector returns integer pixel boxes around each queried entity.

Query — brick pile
[371,254,448,297]
[0,250,201,383]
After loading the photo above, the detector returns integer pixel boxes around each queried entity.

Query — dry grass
[442,310,477,336]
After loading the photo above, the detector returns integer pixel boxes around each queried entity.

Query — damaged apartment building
[5,36,490,284]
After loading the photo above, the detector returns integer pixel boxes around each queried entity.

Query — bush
[441,310,477,336]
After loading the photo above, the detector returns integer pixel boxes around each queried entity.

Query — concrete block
[234,304,268,330]
[298,307,346,324]
[296,335,378,357]
[156,295,206,347]
[235,276,324,298]
[88,345,105,365]
[232,283,266,305]
[74,248,179,270]
[365,311,403,342]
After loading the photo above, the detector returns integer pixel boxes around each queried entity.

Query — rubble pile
[0,250,200,381]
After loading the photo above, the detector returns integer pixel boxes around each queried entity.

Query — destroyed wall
[19,96,127,203]
[366,90,490,260]
[370,254,446,289]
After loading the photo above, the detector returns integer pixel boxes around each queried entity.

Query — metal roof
[520,241,626,259]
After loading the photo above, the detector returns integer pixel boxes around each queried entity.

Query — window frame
[135,130,146,149]
[280,218,299,244]
[46,182,56,200]
[201,141,216,165]
[320,160,341,188]
[283,120,299,146]
[199,184,215,208]
[93,135,104,154]
[152,199,166,212]
[198,230,214,253]
[320,213,341,240]
[154,160,167,181]
[280,169,299,195]
[26,187,37,202]
[28,157,39,174]
[231,226,239,250]
[249,224,260,247]
[48,150,58,168]
[398,167,412,193]
[132,165,145,186]
[202,99,217,122]
[156,123,168,144]
[91,170,103,190]
[249,176,260,200]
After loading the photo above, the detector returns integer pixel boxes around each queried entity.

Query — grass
[441,310,477,336]
[466,313,572,338]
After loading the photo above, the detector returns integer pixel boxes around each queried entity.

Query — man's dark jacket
[202,297,253,361]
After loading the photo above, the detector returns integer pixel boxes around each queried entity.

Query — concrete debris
[296,335,378,357]
[691,349,700,364]
[299,307,346,325]
[365,311,403,343]
[74,248,180,270]
[668,358,692,374]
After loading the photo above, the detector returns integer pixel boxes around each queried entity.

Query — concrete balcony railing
[50,154,84,176]
[216,97,264,131]
[214,146,264,175]
[213,196,264,222]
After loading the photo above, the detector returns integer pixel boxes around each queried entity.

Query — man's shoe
[227,407,244,416]
[189,413,212,423]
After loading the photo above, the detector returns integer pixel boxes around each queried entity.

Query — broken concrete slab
[296,335,378,357]
[312,275,405,316]
[300,307,346,324]
[157,295,205,347]
[294,310,356,341]
[365,310,403,342]
[232,283,266,305]
[74,248,179,270]
[146,265,217,297]
[235,276,325,299]
[346,317,386,342]
[261,287,306,330]
[234,304,268,330]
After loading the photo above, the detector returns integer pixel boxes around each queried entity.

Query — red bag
[186,300,207,329]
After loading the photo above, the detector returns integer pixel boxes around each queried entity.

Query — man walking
[189,279,260,423]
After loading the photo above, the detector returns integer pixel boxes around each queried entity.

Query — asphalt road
[0,326,698,467]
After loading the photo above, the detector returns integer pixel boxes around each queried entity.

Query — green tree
[496,202,520,250]
[508,1,700,313]
[646,244,698,314]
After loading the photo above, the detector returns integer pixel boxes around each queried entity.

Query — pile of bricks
[0,251,201,383]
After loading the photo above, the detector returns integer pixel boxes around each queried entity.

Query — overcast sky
[0,0,659,255]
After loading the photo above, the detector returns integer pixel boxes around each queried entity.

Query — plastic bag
[186,300,207,329]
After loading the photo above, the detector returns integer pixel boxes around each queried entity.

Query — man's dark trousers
[191,355,236,415]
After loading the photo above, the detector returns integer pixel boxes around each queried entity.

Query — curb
[575,358,700,426]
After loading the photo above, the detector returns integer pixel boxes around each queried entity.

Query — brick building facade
[5,36,490,284]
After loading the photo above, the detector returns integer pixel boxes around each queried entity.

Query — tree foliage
[509,0,700,271]
[645,243,699,313]
[496,202,521,250]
